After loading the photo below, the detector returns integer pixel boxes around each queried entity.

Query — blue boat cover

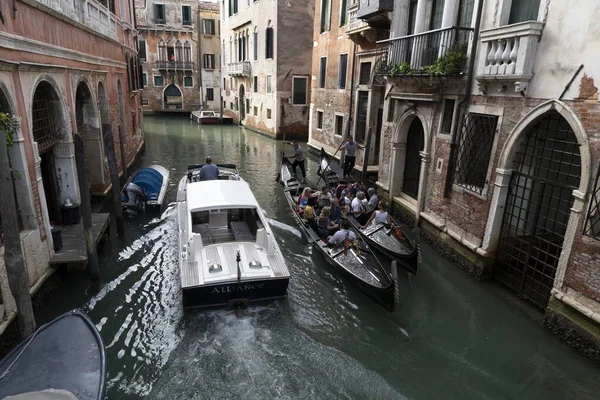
[131,168,164,200]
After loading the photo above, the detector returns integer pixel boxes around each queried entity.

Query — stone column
[413,0,429,34]
[441,0,459,28]
[8,117,37,230]
[33,143,53,253]
[416,150,431,224]
[481,168,512,253]
[390,142,406,197]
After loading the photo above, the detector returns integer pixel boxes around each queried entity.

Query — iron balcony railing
[374,26,473,79]
[156,61,195,70]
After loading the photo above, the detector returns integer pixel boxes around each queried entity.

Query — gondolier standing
[338,137,364,177]
[286,141,306,183]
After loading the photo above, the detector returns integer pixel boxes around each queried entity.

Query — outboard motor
[123,182,147,218]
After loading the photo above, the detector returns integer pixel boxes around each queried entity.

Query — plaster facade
[0,0,143,327]
[220,0,315,139]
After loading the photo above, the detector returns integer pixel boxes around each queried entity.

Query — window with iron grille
[359,62,371,85]
[335,115,343,136]
[440,99,455,134]
[154,3,165,24]
[316,111,323,129]
[265,28,274,59]
[203,19,215,34]
[319,57,327,88]
[584,165,600,240]
[206,88,214,101]
[253,76,258,93]
[182,5,192,26]
[204,54,215,69]
[338,54,348,89]
[154,75,164,86]
[32,83,60,154]
[453,113,498,194]
[292,77,307,105]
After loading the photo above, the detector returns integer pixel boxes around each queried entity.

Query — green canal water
[33,115,600,399]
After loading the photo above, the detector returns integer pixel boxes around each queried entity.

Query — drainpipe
[342,42,358,161]
[443,0,485,198]
[197,9,205,109]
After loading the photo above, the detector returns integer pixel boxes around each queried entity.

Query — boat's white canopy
[187,180,260,211]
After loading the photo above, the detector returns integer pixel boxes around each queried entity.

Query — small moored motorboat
[0,310,106,400]
[318,148,421,275]
[121,164,170,218]
[177,164,290,309]
[280,156,396,311]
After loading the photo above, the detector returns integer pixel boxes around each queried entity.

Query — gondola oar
[316,141,344,187]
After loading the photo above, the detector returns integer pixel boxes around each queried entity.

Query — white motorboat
[177,164,290,309]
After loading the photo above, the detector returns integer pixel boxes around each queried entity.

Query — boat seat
[192,223,212,245]
[231,221,254,241]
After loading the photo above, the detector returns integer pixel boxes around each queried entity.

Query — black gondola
[317,147,421,275]
[280,156,396,311]
[0,310,106,400]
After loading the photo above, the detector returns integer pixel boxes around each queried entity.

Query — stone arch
[163,84,183,110]
[0,82,16,115]
[483,99,591,297]
[31,78,77,223]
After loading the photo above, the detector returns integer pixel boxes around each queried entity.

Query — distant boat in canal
[121,164,170,218]
[177,163,290,309]
[190,110,234,125]
[0,310,106,400]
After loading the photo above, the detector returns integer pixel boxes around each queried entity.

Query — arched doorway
[164,84,182,110]
[494,111,582,308]
[239,84,246,120]
[117,80,127,177]
[32,81,64,223]
[76,81,105,188]
[402,118,424,199]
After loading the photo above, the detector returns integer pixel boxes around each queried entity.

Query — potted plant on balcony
[421,43,468,81]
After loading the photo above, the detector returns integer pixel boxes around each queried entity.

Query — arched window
[175,40,183,63]
[184,41,192,63]
[265,27,274,59]
[158,39,166,61]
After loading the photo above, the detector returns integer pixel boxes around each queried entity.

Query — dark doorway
[164,84,182,110]
[402,118,424,199]
[239,84,246,120]
[374,107,383,165]
[494,111,581,308]
[40,152,61,222]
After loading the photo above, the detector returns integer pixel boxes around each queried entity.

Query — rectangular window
[138,39,147,61]
[429,0,444,30]
[267,75,272,94]
[154,3,165,24]
[292,77,307,105]
[230,102,234,109]
[339,0,347,26]
[230,77,233,89]
[246,99,250,115]
[253,32,258,60]
[320,0,331,33]
[253,106,258,116]
[203,19,216,34]
[359,62,371,85]
[267,108,272,119]
[206,88,214,101]
[204,54,216,69]
[228,0,232,16]
[440,99,456,134]
[319,57,327,88]
[233,0,238,14]
[408,0,418,34]
[141,98,149,106]
[153,75,164,86]
[182,5,191,26]
[453,113,499,194]
[316,111,323,130]
[335,115,344,136]
[356,91,368,142]
[253,76,258,93]
[223,78,226,89]
[509,0,541,24]
[457,0,475,27]
[224,100,227,109]
[184,76,193,87]
[338,53,348,89]
[142,73,147,87]
[265,28,274,59]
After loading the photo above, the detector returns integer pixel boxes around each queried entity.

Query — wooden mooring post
[102,123,124,234]
[74,134,100,286]
[0,129,36,338]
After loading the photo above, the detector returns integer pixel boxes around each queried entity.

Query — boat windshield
[191,207,265,244]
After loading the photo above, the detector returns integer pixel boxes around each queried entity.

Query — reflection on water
[32,116,600,399]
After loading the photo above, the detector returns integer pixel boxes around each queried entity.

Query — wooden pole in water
[361,127,372,183]
[0,129,36,338]
[74,134,100,286]
[102,124,124,234]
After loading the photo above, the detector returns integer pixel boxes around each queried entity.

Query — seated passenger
[303,197,316,223]
[199,156,219,180]
[316,206,339,238]
[297,187,312,212]
[361,201,392,228]
[326,220,356,246]
[329,198,343,224]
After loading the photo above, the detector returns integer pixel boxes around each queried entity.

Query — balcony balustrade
[35,0,118,40]
[228,61,251,77]
[477,21,544,93]
[356,0,393,20]
[374,27,473,80]
[156,61,195,71]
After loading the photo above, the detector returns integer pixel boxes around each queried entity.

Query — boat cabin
[191,207,265,245]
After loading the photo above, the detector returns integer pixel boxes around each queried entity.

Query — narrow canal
[34,115,600,399]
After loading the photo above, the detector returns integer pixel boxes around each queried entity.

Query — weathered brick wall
[310,88,351,149]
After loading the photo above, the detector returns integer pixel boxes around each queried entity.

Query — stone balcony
[156,61,194,71]
[32,0,118,40]
[346,3,379,43]
[228,61,251,77]
[476,21,545,93]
